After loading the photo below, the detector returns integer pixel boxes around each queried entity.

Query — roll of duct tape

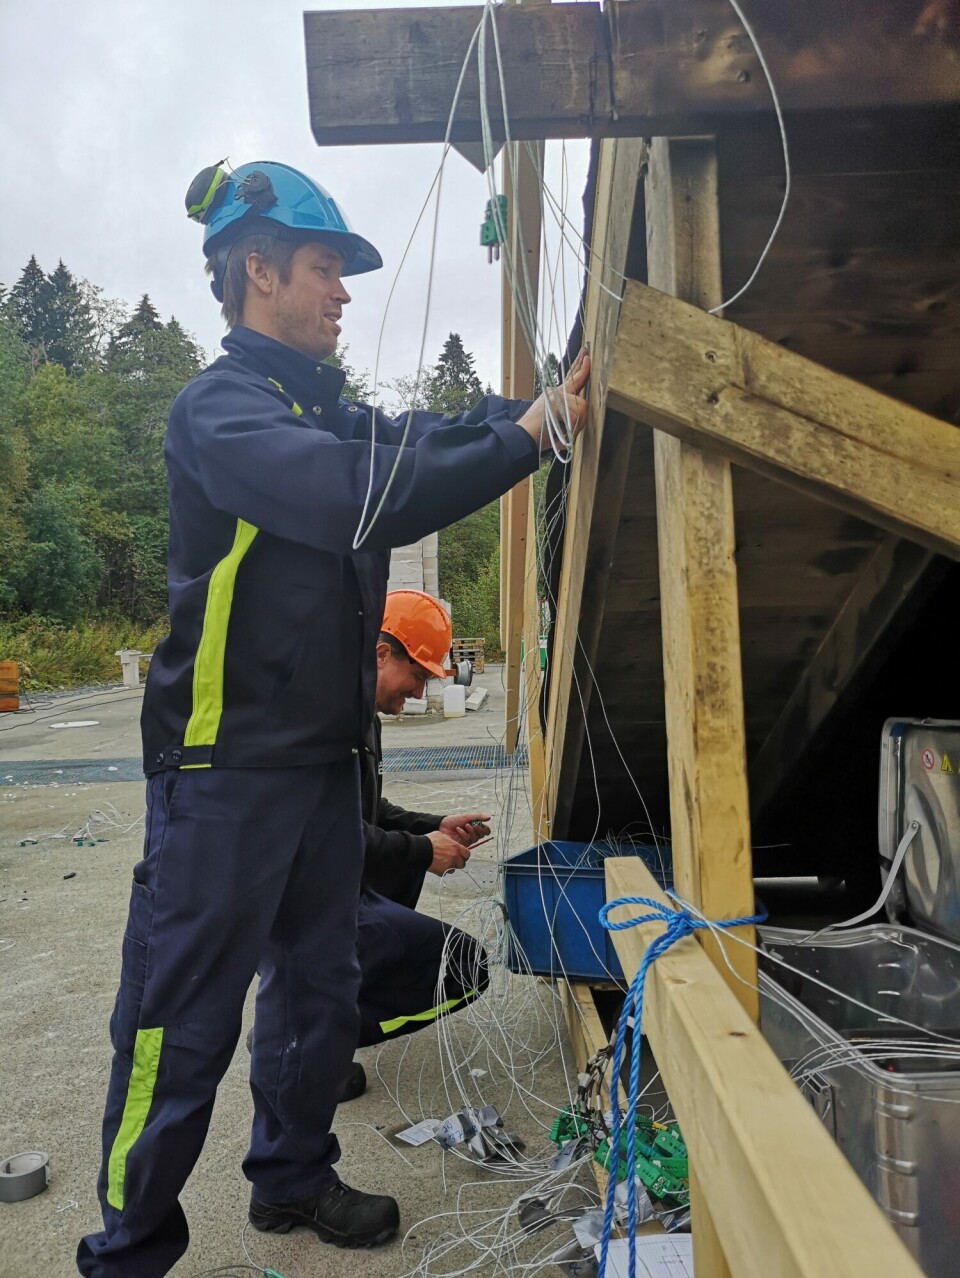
[0,1151,50,1203]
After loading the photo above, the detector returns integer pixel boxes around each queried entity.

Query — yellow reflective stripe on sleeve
[183,518,258,751]
[267,377,303,416]
[379,989,478,1036]
[106,1027,164,1210]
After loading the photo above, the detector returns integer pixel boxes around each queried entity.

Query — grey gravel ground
[0,670,584,1278]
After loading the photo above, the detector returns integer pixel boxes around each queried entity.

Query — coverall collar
[221,325,348,412]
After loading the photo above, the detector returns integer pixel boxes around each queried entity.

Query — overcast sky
[0,0,589,392]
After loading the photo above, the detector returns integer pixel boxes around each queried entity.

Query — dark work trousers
[356,889,489,1047]
[77,760,363,1278]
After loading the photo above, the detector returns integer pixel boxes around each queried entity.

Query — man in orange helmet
[341,590,492,1099]
[248,589,492,1098]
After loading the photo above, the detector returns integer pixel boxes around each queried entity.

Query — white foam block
[465,687,489,712]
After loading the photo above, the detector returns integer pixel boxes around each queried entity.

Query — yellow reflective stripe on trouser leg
[182,518,258,761]
[379,989,479,1036]
[106,1027,164,1210]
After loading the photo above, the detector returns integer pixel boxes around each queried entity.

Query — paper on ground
[395,1119,442,1146]
[594,1234,694,1278]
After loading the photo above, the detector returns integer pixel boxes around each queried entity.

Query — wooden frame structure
[303,3,959,1272]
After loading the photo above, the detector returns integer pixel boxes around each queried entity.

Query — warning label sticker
[921,748,936,771]
[942,753,955,775]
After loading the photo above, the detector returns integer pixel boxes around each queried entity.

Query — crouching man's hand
[440,813,491,846]
[427,829,471,876]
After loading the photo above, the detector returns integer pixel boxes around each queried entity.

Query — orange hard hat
[380,590,452,679]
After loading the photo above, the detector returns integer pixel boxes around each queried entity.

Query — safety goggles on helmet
[185,160,383,301]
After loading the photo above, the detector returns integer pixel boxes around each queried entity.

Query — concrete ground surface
[0,670,585,1278]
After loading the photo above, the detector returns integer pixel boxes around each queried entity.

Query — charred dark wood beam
[748,538,942,819]
[304,2,960,148]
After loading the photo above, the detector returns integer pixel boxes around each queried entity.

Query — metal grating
[1,745,528,787]
[382,744,527,772]
[1,758,143,786]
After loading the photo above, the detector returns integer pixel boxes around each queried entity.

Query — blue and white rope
[596,894,767,1278]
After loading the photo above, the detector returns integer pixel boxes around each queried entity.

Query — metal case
[760,719,960,1278]
[879,719,960,941]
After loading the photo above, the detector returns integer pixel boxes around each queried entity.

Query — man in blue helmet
[77,159,590,1278]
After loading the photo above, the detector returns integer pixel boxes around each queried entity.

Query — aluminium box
[503,839,672,983]
[760,718,960,1278]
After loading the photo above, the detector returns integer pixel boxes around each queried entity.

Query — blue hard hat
[186,160,382,298]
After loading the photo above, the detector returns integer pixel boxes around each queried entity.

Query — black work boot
[245,1030,367,1103]
[339,1060,367,1102]
[249,1180,399,1249]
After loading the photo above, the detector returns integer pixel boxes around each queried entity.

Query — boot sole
[249,1211,397,1249]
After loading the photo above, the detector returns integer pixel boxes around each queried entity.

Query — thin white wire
[344,0,798,1266]
[352,15,484,548]
[709,0,791,313]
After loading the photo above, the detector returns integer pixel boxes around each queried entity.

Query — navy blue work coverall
[356,717,488,1047]
[78,325,538,1278]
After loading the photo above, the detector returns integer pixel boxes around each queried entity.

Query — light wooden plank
[645,134,753,1278]
[522,489,550,838]
[544,138,645,837]
[604,856,925,1278]
[608,282,960,558]
[304,3,960,148]
[644,138,760,986]
[502,139,543,754]
[502,481,530,754]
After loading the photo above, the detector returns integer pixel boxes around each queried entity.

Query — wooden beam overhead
[304,2,960,148]
[604,857,925,1278]
[607,282,960,560]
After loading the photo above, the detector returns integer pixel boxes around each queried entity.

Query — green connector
[480,195,509,260]
[480,195,508,246]
[594,1118,688,1198]
[593,1140,626,1181]
[653,1126,686,1159]
[550,1104,589,1148]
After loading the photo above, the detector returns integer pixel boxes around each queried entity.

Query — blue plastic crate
[503,840,673,982]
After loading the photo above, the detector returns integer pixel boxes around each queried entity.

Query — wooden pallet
[451,637,485,673]
[0,660,19,713]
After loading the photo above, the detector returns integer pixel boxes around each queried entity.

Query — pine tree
[7,256,53,360]
[533,352,561,396]
[105,294,163,368]
[428,333,484,415]
[46,260,96,374]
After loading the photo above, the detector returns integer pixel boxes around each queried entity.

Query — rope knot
[595,890,766,1278]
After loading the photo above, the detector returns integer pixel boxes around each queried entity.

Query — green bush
[0,615,168,690]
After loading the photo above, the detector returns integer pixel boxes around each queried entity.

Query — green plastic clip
[549,1104,590,1148]
[653,1126,687,1159]
[480,195,508,262]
